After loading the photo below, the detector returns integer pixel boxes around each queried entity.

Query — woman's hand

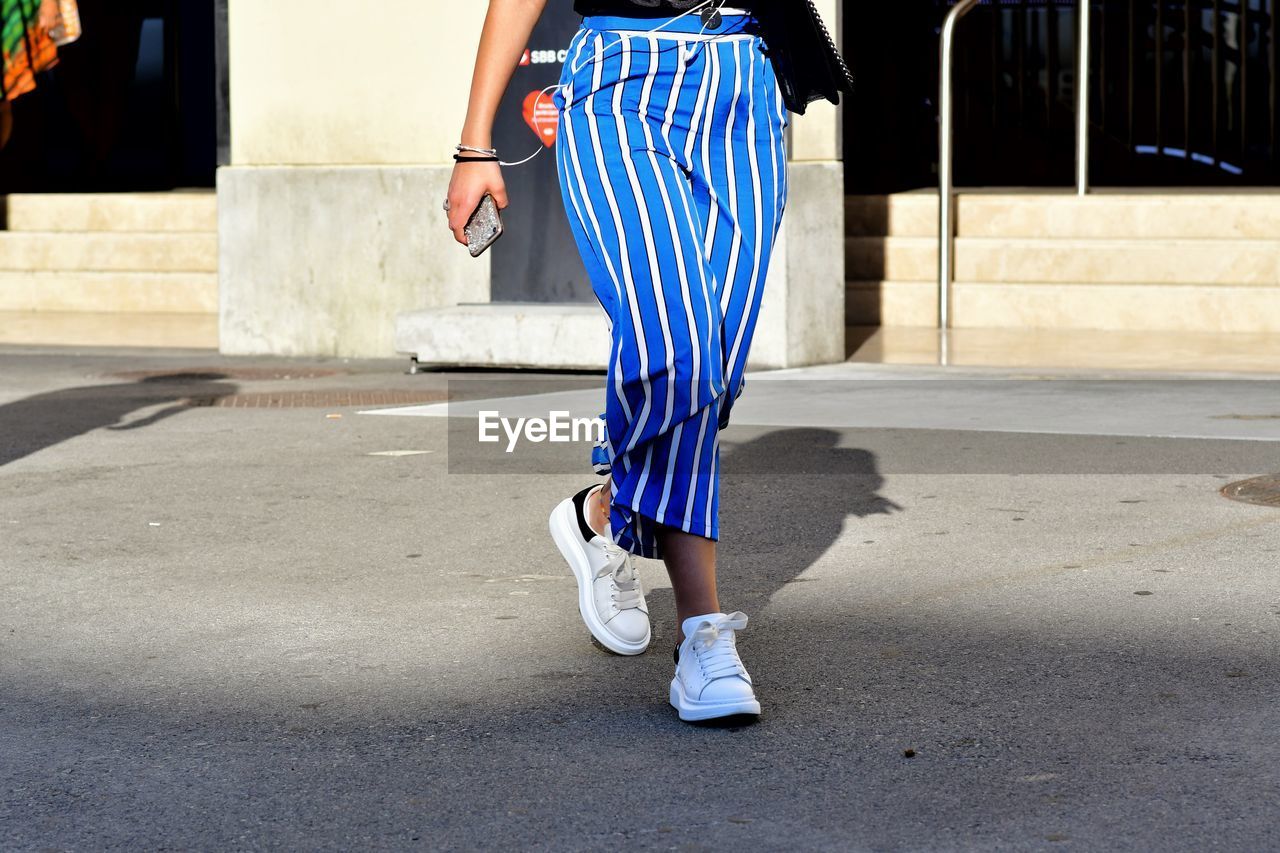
[446,0,547,246]
[446,160,508,246]
[37,0,61,34]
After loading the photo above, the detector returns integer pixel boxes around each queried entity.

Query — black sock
[571,484,602,543]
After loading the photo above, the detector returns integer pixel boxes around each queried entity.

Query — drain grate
[111,367,345,382]
[1221,474,1280,508]
[185,389,447,408]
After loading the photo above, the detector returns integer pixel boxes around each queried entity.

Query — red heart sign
[523,90,559,148]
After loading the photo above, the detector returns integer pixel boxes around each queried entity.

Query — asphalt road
[1,347,1278,851]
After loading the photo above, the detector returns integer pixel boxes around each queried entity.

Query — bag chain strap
[804,0,855,90]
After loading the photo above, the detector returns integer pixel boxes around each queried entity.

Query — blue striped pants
[554,12,788,559]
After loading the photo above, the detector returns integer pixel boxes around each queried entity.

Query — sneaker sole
[669,677,761,722]
[549,497,650,656]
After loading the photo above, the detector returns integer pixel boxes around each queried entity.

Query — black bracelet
[453,154,500,163]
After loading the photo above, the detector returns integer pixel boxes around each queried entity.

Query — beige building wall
[788,0,842,164]
[227,0,841,166]
[220,0,497,357]
[219,0,846,362]
[228,0,487,166]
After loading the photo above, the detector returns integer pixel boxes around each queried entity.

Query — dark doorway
[0,0,216,192]
[842,0,1280,193]
[842,1,942,194]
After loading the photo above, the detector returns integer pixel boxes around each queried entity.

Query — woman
[446,0,852,722]
[1,0,60,150]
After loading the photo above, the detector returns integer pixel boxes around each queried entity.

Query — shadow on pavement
[722,427,903,613]
[2,605,1275,851]
[642,427,903,634]
[0,373,237,467]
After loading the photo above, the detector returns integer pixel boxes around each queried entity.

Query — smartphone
[464,193,503,258]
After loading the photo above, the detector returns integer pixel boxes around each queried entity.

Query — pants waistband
[581,12,758,38]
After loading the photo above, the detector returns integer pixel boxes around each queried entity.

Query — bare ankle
[588,483,610,535]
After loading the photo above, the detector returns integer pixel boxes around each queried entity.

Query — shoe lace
[690,612,749,680]
[598,542,643,611]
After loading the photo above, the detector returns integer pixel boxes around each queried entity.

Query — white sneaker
[549,485,651,655]
[669,611,761,721]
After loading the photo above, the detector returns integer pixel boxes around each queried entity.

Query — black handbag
[754,0,855,115]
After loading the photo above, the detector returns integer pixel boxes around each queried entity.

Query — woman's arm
[446,0,549,246]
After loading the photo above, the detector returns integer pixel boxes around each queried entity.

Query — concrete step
[0,232,217,273]
[1,191,217,233]
[0,271,217,313]
[959,193,1280,240]
[845,236,936,282]
[846,236,1280,285]
[846,280,1280,333]
[845,280,935,327]
[844,193,937,238]
[396,303,609,370]
[845,192,1280,239]
[956,237,1280,285]
[844,324,1280,373]
[397,301,812,371]
[0,310,217,348]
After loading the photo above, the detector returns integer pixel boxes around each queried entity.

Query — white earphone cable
[498,0,730,167]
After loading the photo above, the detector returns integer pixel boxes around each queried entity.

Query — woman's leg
[562,25,785,597]
[557,31,726,561]
[658,34,786,719]
[589,485,717,641]
[655,527,718,638]
[554,16,783,720]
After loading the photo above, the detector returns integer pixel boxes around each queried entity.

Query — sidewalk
[2,347,1278,851]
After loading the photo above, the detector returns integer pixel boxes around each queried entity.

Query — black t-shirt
[573,0,752,17]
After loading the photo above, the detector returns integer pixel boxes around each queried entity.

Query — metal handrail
[1076,0,1091,195]
[938,0,1092,338]
[937,0,981,333]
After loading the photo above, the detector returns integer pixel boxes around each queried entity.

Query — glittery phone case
[464,193,504,258]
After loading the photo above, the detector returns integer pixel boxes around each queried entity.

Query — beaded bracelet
[456,144,498,157]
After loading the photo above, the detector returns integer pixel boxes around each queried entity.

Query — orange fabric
[3,13,59,101]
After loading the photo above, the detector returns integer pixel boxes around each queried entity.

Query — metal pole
[1076,0,1091,194]
[939,0,980,341]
